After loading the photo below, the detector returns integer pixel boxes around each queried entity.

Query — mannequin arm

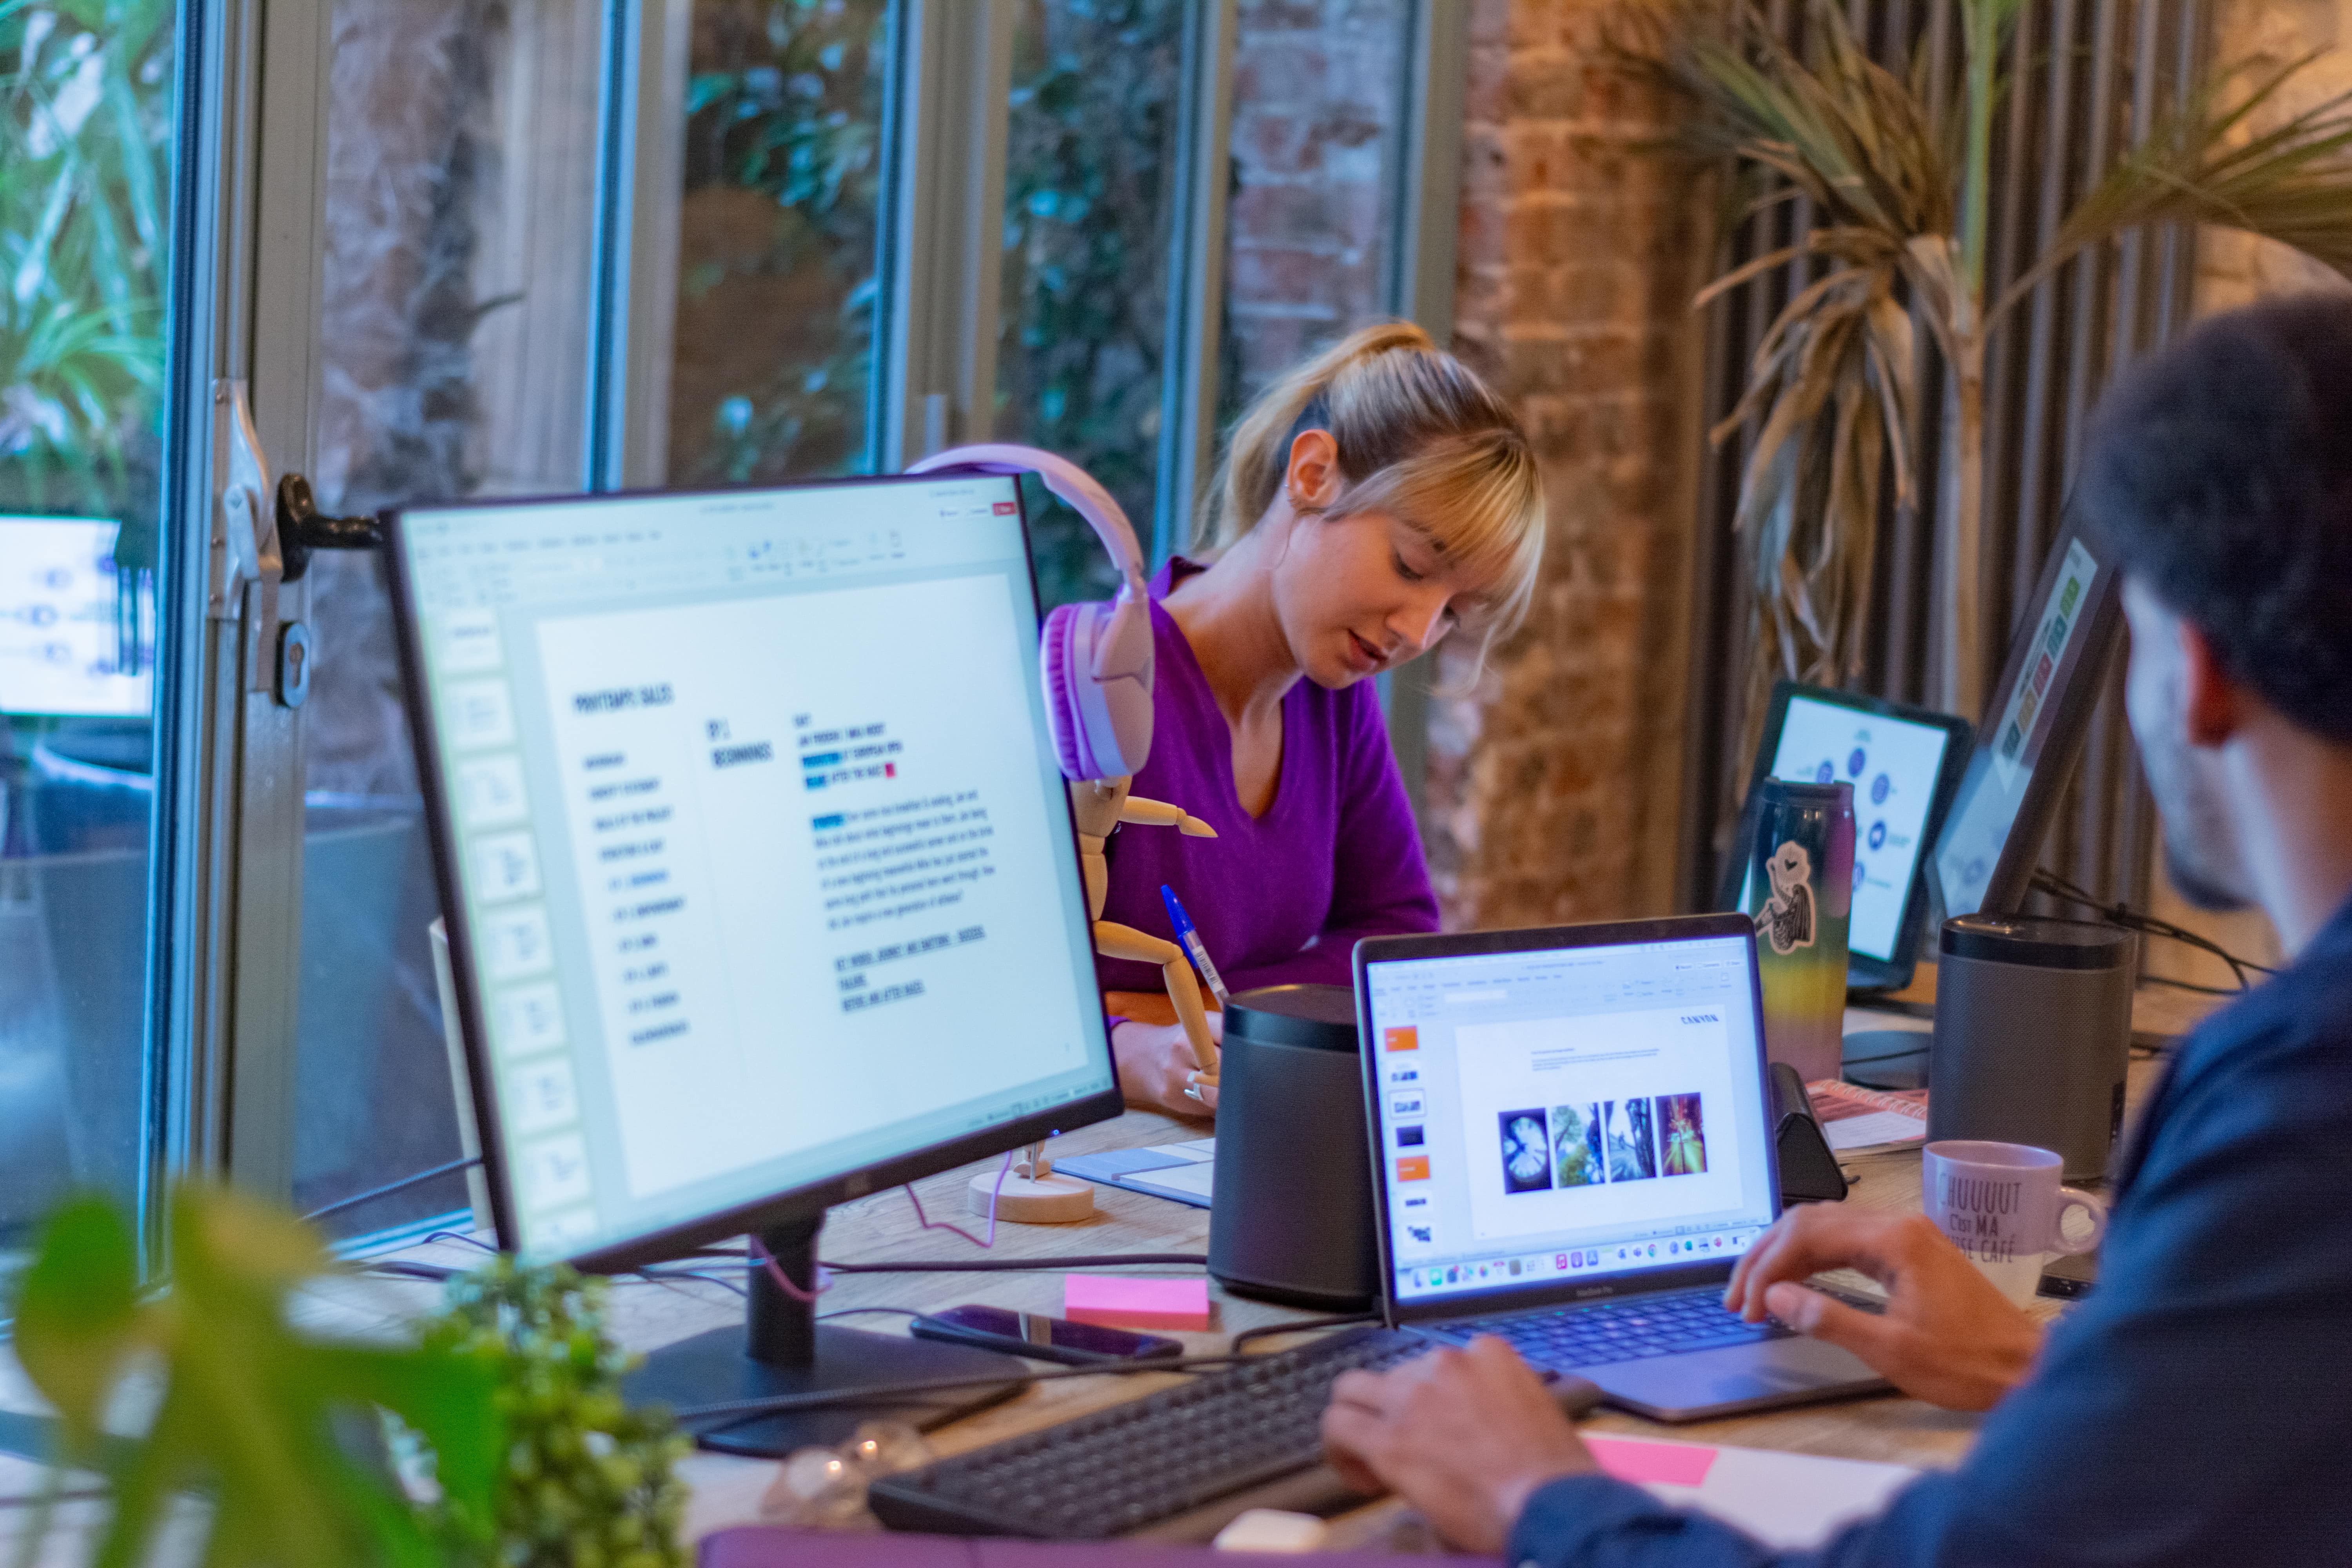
[1094,921,1220,1079]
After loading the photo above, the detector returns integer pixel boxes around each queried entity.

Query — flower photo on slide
[1552,1103,1602,1188]
[1499,1109,1553,1194]
[1658,1093,1708,1176]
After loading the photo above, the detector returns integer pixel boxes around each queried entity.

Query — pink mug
[1922,1140,2107,1305]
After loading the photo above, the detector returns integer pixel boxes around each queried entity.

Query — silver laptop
[1351,915,1888,1422]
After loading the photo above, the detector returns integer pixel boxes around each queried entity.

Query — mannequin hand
[1111,1016,1223,1117]
[1723,1206,2043,1410]
[1321,1337,1596,1554]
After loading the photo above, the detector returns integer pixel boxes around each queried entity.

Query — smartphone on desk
[909,1305,1185,1367]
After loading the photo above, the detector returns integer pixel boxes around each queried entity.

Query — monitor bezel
[1717,681,1974,991]
[1929,508,2126,922]
[1350,914,1781,1330]
[383,471,1127,1276]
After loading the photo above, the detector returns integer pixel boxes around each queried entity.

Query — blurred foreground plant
[418,1258,691,1568]
[9,1185,501,1567]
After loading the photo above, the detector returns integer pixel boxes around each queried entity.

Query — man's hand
[1110,1016,1222,1117]
[1724,1205,2043,1410]
[1320,1337,1595,1554]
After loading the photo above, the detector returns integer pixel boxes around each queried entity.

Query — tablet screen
[1750,694,1959,963]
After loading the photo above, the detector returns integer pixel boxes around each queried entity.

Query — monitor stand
[624,1213,1031,1457]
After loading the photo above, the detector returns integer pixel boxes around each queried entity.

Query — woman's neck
[1163,528,1302,728]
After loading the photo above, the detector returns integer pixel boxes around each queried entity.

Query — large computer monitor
[1,515,151,718]
[387,472,1125,1454]
[1718,682,1971,991]
[1932,511,2125,919]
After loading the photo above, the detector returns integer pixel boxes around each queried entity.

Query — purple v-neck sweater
[1094,559,1440,998]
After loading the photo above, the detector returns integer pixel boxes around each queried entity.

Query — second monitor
[1720,682,1972,991]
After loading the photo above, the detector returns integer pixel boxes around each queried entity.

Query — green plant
[1630,0,2352,748]
[679,0,889,487]
[418,1258,691,1568]
[9,1185,500,1568]
[0,0,174,548]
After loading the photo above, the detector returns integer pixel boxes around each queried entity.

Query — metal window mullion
[151,0,321,1216]
[1377,0,1470,826]
[1393,0,1468,349]
[1153,0,1238,566]
[877,0,1017,472]
[588,0,690,491]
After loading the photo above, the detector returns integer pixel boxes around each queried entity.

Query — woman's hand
[1722,1205,2043,1410]
[1111,1015,1223,1117]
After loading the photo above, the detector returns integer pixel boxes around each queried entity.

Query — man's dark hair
[2078,292,2352,745]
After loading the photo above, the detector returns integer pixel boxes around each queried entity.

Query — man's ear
[1285,428,1341,510]
[2178,617,2250,749]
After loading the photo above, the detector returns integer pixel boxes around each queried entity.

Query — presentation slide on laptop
[1457,1007,1746,1244]
[1761,695,1953,962]
[1365,936,1778,1303]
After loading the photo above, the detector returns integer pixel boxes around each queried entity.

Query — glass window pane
[1218,1,1411,422]
[996,0,1186,608]
[296,0,605,1238]
[1,0,178,1261]
[664,0,890,486]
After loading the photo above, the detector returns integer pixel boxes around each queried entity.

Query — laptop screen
[1362,932,1779,1309]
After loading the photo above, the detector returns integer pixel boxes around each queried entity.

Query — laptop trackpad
[1586,1336,1888,1423]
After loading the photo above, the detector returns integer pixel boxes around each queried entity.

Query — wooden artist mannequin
[968,776,1220,1222]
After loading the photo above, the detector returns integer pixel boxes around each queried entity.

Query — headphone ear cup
[1040,597,1152,780]
[1040,602,1097,781]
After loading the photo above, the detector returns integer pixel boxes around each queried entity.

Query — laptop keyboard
[1453,1287,1793,1369]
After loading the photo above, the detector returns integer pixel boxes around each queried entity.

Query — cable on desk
[817,1253,1209,1274]
[816,1306,924,1323]
[1230,1313,1376,1354]
[299,1155,483,1225]
[677,1352,1258,1434]
[2031,869,2276,989]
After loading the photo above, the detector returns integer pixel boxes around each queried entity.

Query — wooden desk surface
[0,979,2226,1557]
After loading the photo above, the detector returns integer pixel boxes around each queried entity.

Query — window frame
[183,0,1470,1216]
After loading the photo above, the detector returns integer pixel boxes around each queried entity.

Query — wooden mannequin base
[968,1170,1096,1224]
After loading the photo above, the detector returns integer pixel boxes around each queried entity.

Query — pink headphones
[907,444,1154,782]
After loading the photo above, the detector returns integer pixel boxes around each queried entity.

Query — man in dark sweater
[1320,294,2352,1565]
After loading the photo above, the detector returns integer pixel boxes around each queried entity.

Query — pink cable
[749,1150,1018,1301]
[748,1234,829,1303]
[901,1151,1014,1249]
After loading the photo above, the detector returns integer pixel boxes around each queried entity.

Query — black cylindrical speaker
[1927,916,2138,1180]
[1207,984,1377,1310]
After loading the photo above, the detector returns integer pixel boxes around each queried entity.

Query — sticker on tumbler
[1756,840,1817,955]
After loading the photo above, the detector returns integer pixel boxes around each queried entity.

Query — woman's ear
[1284,428,1341,510]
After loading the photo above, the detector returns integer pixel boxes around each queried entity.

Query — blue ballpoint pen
[1159,885,1232,1008]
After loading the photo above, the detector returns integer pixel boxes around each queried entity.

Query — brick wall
[1423,0,1708,929]
[1223,0,1412,408]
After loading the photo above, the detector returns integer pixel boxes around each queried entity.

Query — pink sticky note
[1586,1435,1719,1487]
[1063,1274,1211,1331]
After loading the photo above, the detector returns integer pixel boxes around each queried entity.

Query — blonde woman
[1101,322,1547,1114]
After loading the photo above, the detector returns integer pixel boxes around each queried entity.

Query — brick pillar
[1424,0,1708,929]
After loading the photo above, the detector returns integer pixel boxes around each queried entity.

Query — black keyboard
[869,1326,1430,1541]
[1453,1286,1791,1368]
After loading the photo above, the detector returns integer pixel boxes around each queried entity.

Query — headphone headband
[907,443,1149,599]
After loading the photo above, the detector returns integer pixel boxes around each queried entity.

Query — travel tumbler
[1744,778,1856,1084]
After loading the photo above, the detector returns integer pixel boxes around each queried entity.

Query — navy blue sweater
[1507,895,2352,1568]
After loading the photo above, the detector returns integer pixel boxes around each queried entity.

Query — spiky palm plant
[1631,0,2352,753]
